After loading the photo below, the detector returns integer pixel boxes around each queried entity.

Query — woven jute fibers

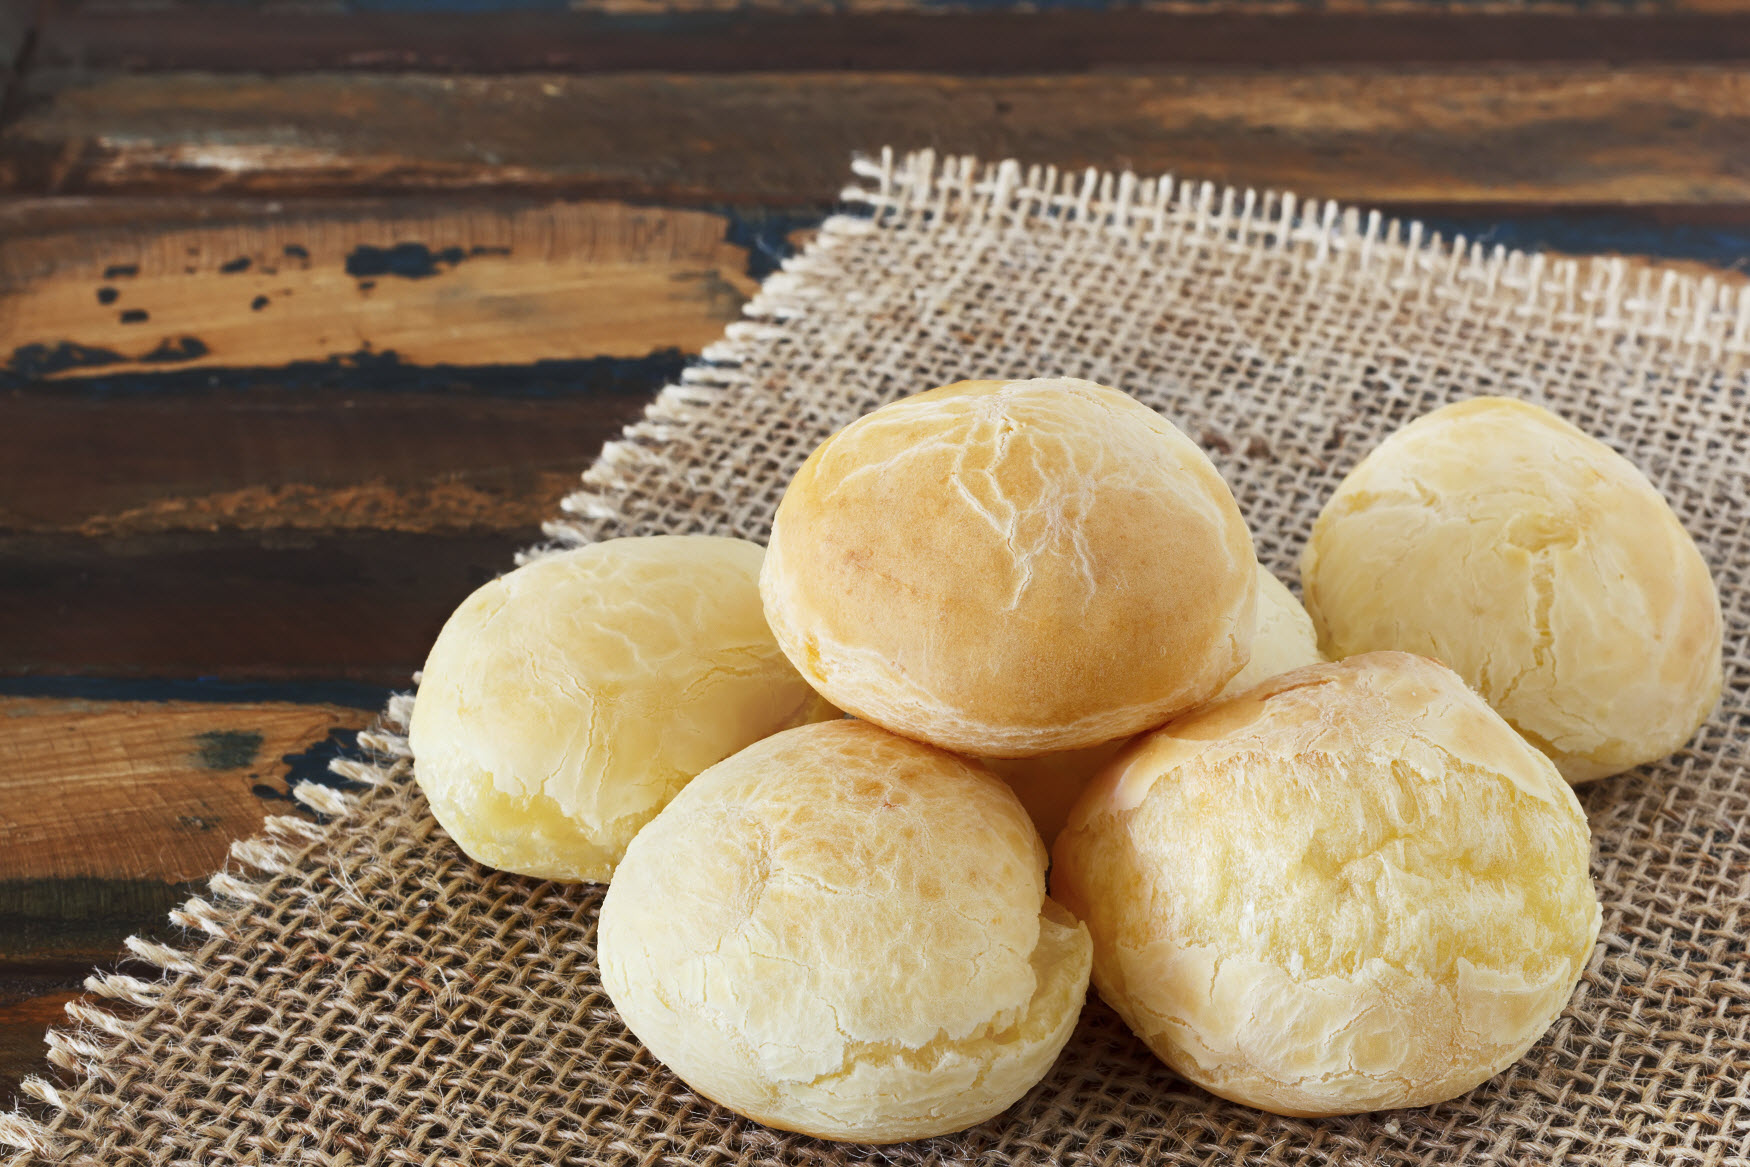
[6,149,1750,1167]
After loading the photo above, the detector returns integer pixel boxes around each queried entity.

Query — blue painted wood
[6,206,1745,408]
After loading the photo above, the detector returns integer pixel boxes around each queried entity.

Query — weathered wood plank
[0,192,810,255]
[0,201,756,377]
[0,381,656,535]
[6,68,1750,205]
[5,193,1749,274]
[0,879,197,973]
[0,531,535,682]
[0,199,755,680]
[0,697,373,886]
[0,696,375,1102]
[0,193,430,234]
[0,983,77,1106]
[0,201,735,549]
[0,692,376,1100]
[0,692,377,1090]
[30,9,1750,73]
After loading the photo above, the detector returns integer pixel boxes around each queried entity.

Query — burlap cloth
[6,148,1750,1166]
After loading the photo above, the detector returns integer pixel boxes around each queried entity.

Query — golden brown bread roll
[599,719,1093,1143]
[409,536,835,883]
[1302,396,1721,782]
[761,377,1256,757]
[1052,652,1601,1117]
[989,567,1322,846]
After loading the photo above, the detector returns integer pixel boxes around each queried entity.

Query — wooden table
[2,0,1748,1113]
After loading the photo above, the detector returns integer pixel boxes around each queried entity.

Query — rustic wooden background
[3,0,1749,1113]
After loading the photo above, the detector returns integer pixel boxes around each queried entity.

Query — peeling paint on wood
[0,698,373,884]
[192,729,263,770]
[0,201,757,377]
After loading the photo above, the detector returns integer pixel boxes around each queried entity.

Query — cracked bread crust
[409,536,837,883]
[1051,652,1601,1117]
[599,719,1093,1143]
[1301,396,1722,783]
[760,377,1257,758]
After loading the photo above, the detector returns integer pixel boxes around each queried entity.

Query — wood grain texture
[0,200,762,681]
[0,531,534,682]
[3,191,1747,276]
[0,201,755,377]
[0,364,665,676]
[0,695,372,1066]
[30,9,1750,73]
[6,68,1750,205]
[0,698,368,885]
[0,677,393,706]
[0,378,658,534]
[0,695,371,1100]
[0,984,76,1108]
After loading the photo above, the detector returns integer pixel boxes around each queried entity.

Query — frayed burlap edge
[541,146,1750,562]
[0,698,416,1162]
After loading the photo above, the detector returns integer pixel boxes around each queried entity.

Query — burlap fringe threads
[542,149,1748,556]
[0,695,418,1163]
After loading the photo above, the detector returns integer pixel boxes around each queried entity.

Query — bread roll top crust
[1053,652,1600,1117]
[410,535,832,882]
[763,377,1256,757]
[1302,396,1722,782]
[601,718,1093,1143]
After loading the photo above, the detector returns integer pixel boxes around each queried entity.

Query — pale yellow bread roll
[1302,396,1721,782]
[989,567,1322,846]
[1052,652,1600,1117]
[409,536,836,883]
[761,377,1257,757]
[1217,567,1324,699]
[599,719,1093,1143]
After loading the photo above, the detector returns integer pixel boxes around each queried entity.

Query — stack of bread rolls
[410,378,1721,1142]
